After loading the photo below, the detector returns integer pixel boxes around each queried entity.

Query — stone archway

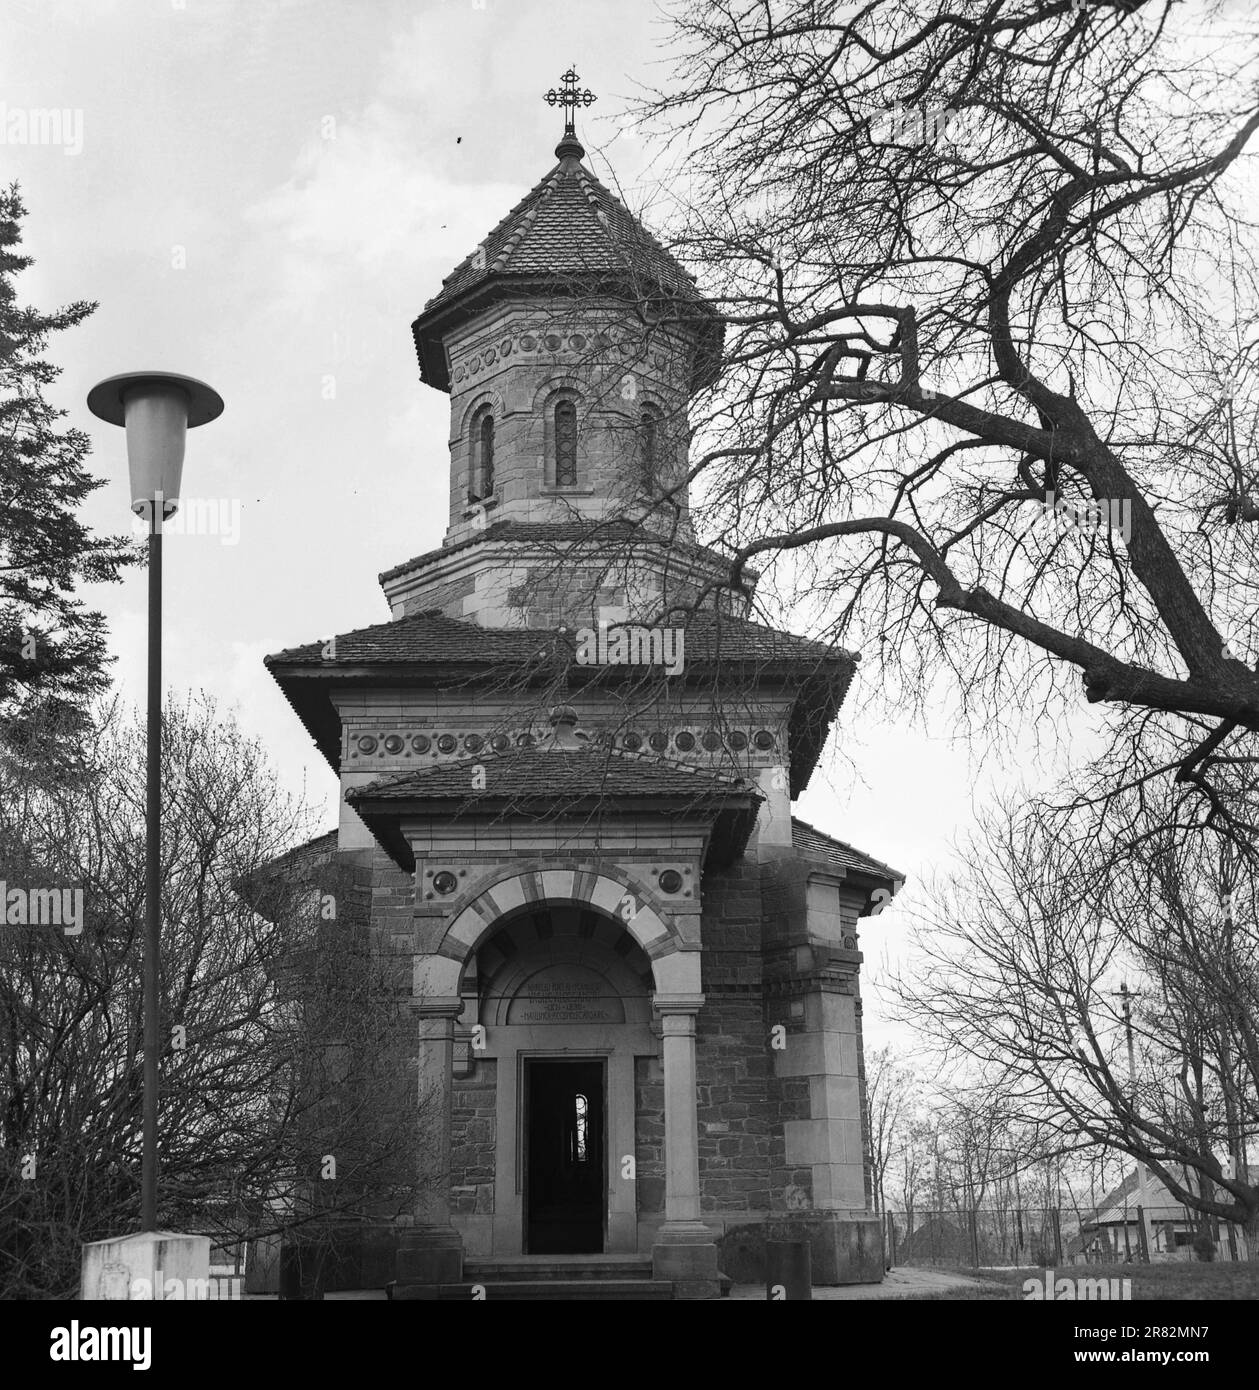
[415,866,701,1000]
[402,864,714,1292]
[455,903,657,1256]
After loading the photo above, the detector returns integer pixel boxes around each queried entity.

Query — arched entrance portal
[453,903,657,1257]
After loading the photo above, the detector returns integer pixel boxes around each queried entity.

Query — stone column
[651,995,720,1299]
[393,997,465,1299]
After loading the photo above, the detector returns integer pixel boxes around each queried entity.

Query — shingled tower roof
[411,125,723,393]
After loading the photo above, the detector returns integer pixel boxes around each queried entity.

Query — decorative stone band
[347,727,777,760]
[450,327,681,386]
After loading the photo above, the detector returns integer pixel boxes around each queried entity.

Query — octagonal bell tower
[382,79,731,631]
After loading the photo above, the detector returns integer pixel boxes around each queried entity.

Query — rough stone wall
[450,1059,497,1217]
[695,862,814,1217]
[441,300,695,547]
[634,1057,665,1215]
[367,843,417,999]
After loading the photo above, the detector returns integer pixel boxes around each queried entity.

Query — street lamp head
[87,371,224,520]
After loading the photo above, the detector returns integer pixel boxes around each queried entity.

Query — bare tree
[0,696,433,1299]
[890,786,1259,1254]
[864,1044,918,1213]
[623,0,1259,842]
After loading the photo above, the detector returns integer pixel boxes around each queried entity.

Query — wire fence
[883,1205,1252,1268]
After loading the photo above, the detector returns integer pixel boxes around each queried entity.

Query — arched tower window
[479,413,495,498]
[638,404,661,487]
[554,399,578,488]
[469,409,495,502]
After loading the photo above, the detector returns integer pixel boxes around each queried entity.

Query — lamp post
[86,372,223,1231]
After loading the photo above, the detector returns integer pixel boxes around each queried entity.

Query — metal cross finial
[544,67,596,136]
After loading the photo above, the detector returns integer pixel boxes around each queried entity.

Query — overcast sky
[1,0,1106,1049]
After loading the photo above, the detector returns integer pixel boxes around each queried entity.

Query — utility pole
[1115,982,1154,1261]
[1219,890,1248,1194]
[1218,887,1248,1257]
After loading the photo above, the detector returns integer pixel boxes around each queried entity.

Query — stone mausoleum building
[264,76,903,1299]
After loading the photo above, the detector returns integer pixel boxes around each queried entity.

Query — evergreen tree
[0,183,139,749]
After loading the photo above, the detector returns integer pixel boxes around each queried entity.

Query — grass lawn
[913,1262,1259,1300]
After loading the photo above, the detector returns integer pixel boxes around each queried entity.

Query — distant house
[1078,1166,1243,1261]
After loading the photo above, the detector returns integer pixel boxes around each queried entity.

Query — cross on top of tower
[544,67,596,160]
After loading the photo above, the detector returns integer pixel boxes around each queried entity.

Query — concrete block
[81,1231,211,1300]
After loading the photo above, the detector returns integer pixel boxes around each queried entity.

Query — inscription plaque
[506,966,624,1025]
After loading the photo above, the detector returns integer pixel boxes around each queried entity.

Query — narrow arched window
[479,413,495,498]
[469,409,494,503]
[554,399,577,488]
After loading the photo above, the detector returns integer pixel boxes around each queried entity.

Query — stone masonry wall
[696,862,813,1219]
[450,1059,497,1217]
[634,1057,666,1216]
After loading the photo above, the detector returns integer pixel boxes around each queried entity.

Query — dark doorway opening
[524,1059,606,1254]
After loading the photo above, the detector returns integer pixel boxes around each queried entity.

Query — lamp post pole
[87,372,223,1233]
[141,496,162,1230]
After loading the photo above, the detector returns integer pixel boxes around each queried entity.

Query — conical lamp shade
[86,371,224,522]
[123,385,188,518]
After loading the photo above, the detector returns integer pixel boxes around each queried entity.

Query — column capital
[409,996,464,1019]
[653,993,705,1021]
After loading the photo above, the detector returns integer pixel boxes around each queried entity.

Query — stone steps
[439,1276,673,1301]
[463,1257,653,1283]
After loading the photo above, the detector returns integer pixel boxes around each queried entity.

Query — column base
[652,1221,721,1300]
[715,1212,884,1286]
[392,1227,464,1300]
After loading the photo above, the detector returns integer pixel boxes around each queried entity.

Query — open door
[524,1059,606,1254]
